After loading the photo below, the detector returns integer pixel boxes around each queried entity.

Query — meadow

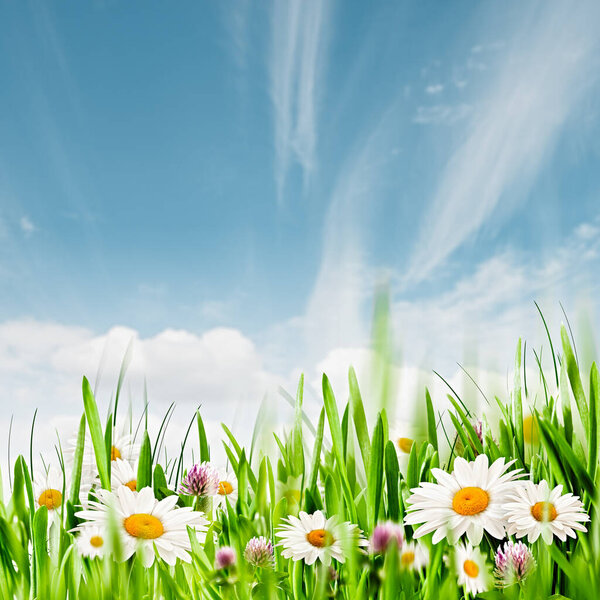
[0,318,598,599]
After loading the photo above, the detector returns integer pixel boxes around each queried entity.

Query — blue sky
[2,0,600,443]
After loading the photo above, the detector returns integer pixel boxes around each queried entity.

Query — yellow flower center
[125,480,137,492]
[523,415,539,445]
[38,488,63,510]
[531,501,557,522]
[401,551,415,566]
[218,481,233,495]
[111,446,122,461]
[397,437,414,454]
[452,487,489,516]
[306,529,333,548]
[123,513,164,539]
[463,559,479,578]
[90,535,104,548]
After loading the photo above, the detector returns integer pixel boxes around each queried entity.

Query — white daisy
[389,421,416,457]
[399,540,429,571]
[75,486,208,567]
[65,426,138,469]
[64,433,97,478]
[75,524,107,559]
[109,429,139,464]
[389,420,417,471]
[110,458,138,492]
[213,468,238,510]
[64,427,138,502]
[276,510,367,566]
[503,480,589,544]
[404,454,522,545]
[34,467,67,523]
[450,542,491,597]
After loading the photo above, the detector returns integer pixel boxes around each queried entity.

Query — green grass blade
[590,362,599,481]
[137,431,153,489]
[197,410,210,463]
[425,388,438,452]
[561,324,589,437]
[322,374,357,523]
[68,413,87,522]
[367,413,384,528]
[384,440,399,521]
[82,376,110,490]
[308,408,325,493]
[349,366,371,475]
[513,338,525,465]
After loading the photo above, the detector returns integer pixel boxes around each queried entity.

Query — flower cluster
[28,367,595,600]
[74,486,208,566]
[68,460,239,565]
[404,454,589,595]
[179,462,238,508]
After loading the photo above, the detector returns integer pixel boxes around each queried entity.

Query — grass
[0,315,599,599]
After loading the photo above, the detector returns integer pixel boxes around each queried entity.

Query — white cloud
[19,216,37,236]
[0,322,281,473]
[270,0,330,203]
[394,219,600,372]
[406,2,600,284]
[1,218,597,484]
[425,84,444,95]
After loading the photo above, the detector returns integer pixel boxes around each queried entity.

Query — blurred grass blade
[561,324,589,437]
[367,413,384,528]
[322,375,357,523]
[349,366,371,475]
[384,440,399,521]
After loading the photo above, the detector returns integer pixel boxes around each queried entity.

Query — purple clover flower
[495,541,536,587]
[215,546,237,570]
[179,462,220,497]
[369,522,404,554]
[244,536,274,568]
[474,419,484,445]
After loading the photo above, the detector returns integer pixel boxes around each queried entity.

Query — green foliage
[1,322,599,599]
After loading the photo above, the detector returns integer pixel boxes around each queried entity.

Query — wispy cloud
[413,104,472,125]
[19,216,37,236]
[221,0,250,75]
[269,0,330,203]
[395,217,600,372]
[425,84,444,95]
[303,106,402,360]
[405,2,600,284]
